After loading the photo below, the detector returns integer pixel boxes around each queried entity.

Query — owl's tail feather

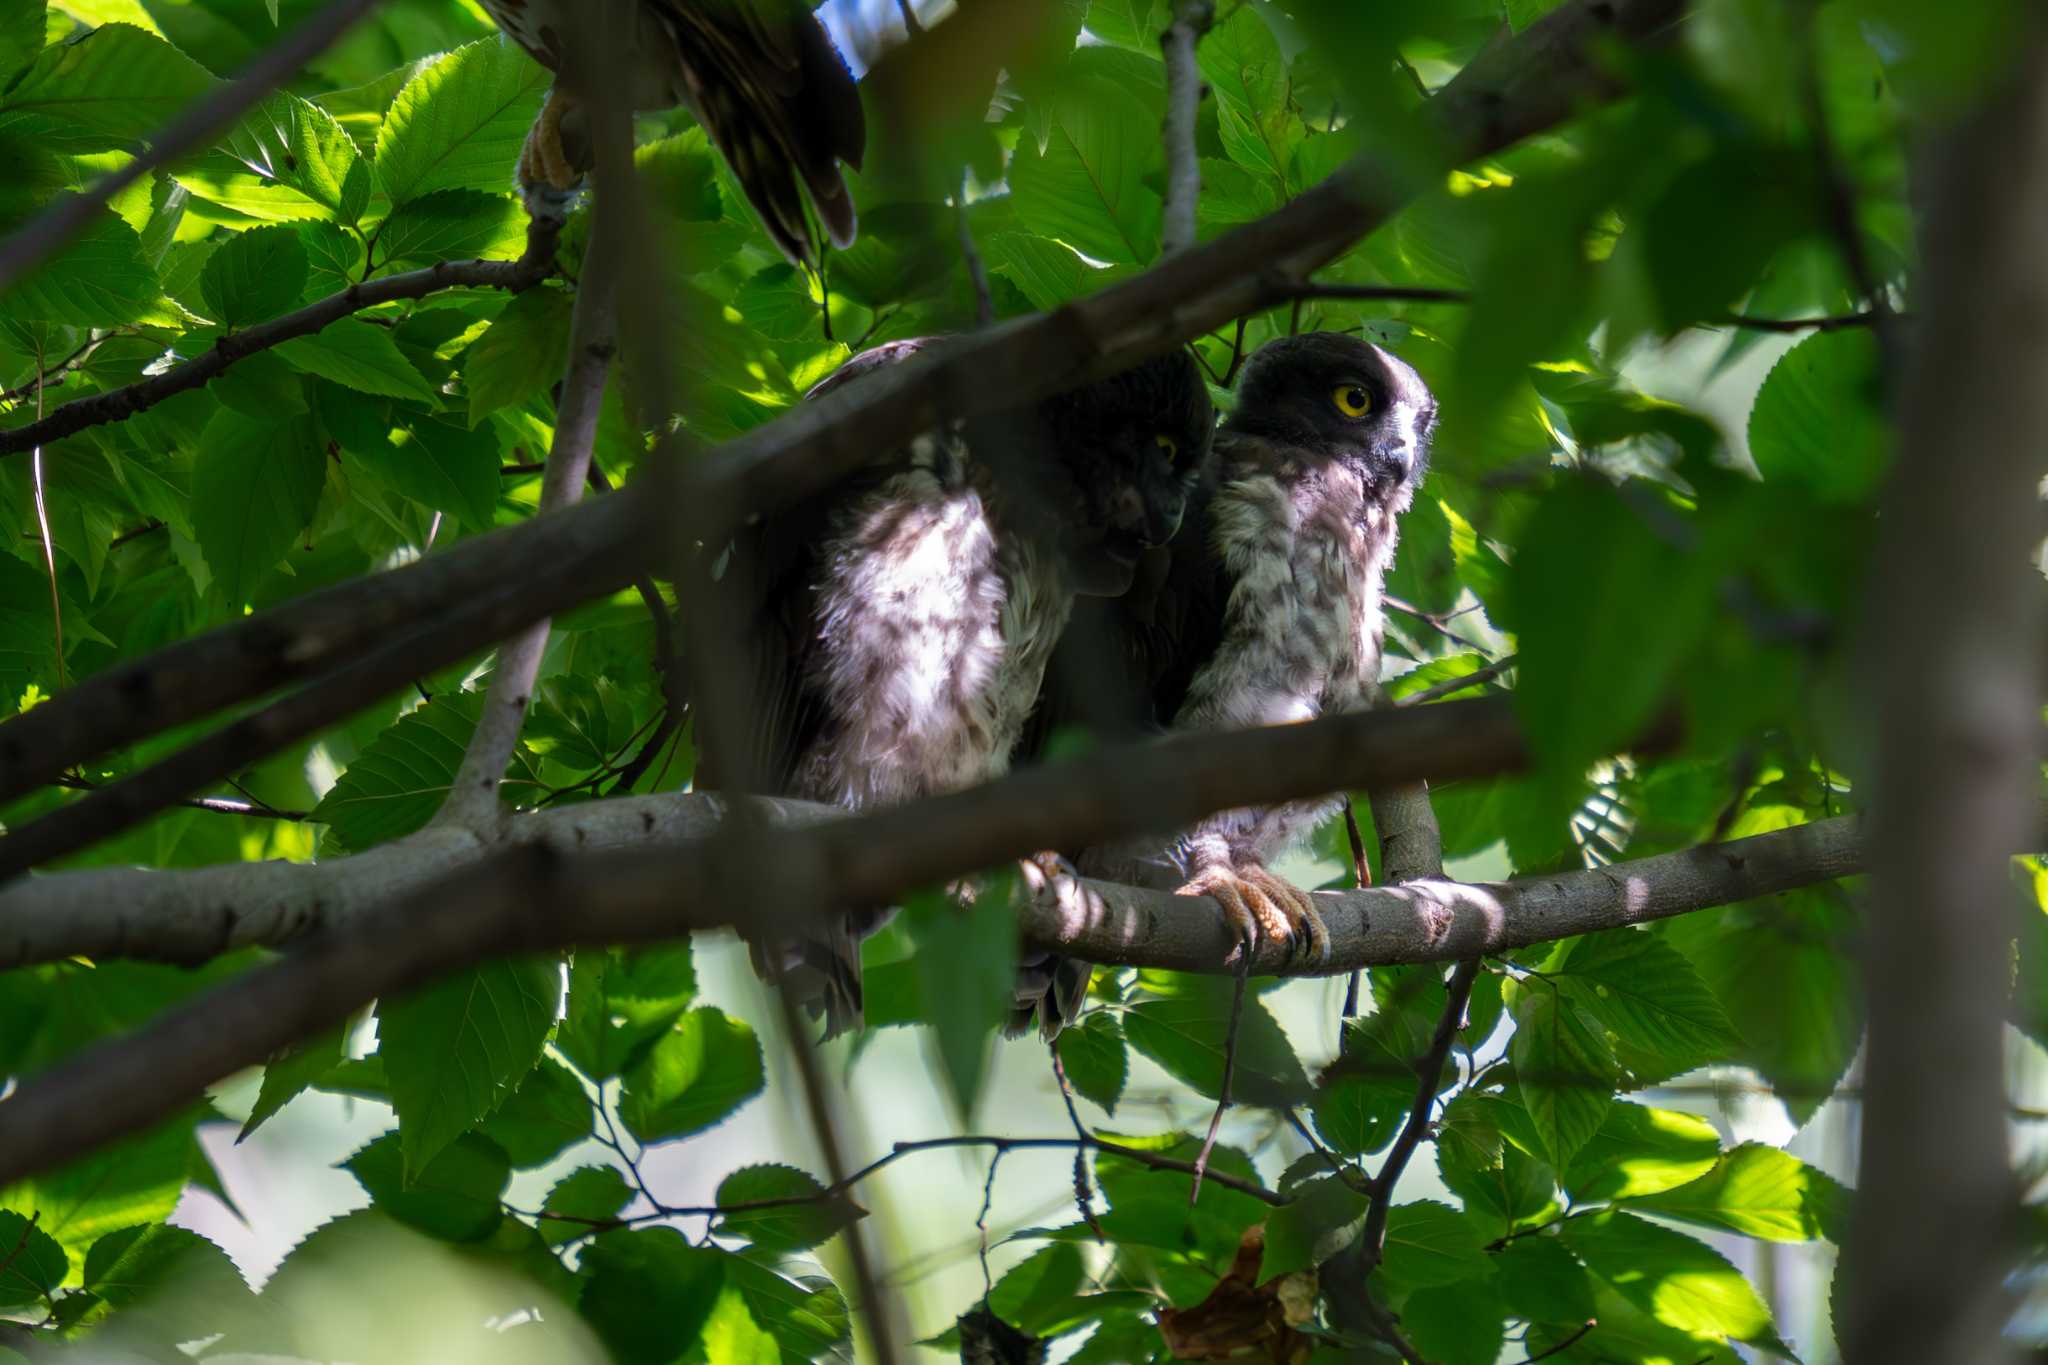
[751,906,889,1040]
[1005,953,1093,1042]
[665,2,866,266]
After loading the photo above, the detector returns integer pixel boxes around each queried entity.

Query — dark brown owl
[699,339,1216,1035]
[479,0,864,263]
[1011,333,1437,1037]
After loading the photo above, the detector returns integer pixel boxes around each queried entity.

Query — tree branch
[0,0,1681,826]
[0,216,560,460]
[437,215,620,829]
[0,0,384,295]
[1840,23,2048,1364]
[1159,0,1215,256]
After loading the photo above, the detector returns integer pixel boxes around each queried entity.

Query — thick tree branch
[0,0,1680,831]
[0,217,559,459]
[0,0,384,294]
[0,800,1864,1190]
[1159,0,1214,256]
[1841,22,2048,1364]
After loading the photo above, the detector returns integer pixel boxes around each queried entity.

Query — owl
[699,338,1217,1035]
[479,0,865,262]
[1011,333,1437,1036]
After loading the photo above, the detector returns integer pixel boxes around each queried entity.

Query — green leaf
[199,223,308,326]
[1527,1279,1743,1363]
[1198,6,1297,185]
[1056,1010,1128,1114]
[1378,1200,1491,1292]
[1628,1142,1850,1243]
[480,1053,591,1167]
[988,1243,1087,1334]
[189,409,324,607]
[374,36,549,205]
[907,886,1016,1116]
[378,955,559,1175]
[376,411,503,529]
[240,1024,347,1141]
[81,1224,254,1340]
[701,1278,781,1365]
[715,1164,863,1254]
[0,1,44,82]
[311,693,538,849]
[0,201,160,326]
[465,284,573,425]
[0,1210,66,1310]
[176,91,370,224]
[1010,77,1163,265]
[1748,329,1886,503]
[1562,1101,1722,1201]
[344,1130,510,1242]
[1492,1235,1598,1325]
[539,1165,631,1246]
[725,1257,851,1360]
[577,1228,726,1365]
[1436,1091,1560,1234]
[1506,977,1617,1170]
[984,231,1095,310]
[733,263,821,343]
[1563,1210,1784,1349]
[1258,1174,1369,1280]
[1507,478,1719,781]
[1560,930,1741,1085]
[1403,1277,1507,1365]
[374,188,527,268]
[1084,0,1167,49]
[277,320,435,401]
[1660,888,1862,1124]
[526,673,636,772]
[618,1006,765,1143]
[0,21,214,152]
[1124,973,1311,1107]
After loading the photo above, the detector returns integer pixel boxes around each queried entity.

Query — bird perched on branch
[700,338,1215,1036]
[479,0,865,263]
[1012,333,1436,1036]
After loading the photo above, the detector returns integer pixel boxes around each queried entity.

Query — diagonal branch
[0,0,385,294]
[0,218,560,460]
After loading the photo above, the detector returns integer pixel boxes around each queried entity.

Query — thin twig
[1341,796,1370,1016]
[28,345,63,691]
[1282,282,1471,304]
[436,205,617,832]
[975,1148,1003,1298]
[1397,655,1516,707]
[50,774,310,822]
[0,216,560,458]
[1190,953,1250,1204]
[1048,1042,1106,1238]
[1717,309,1889,333]
[1520,1321,1598,1362]
[0,0,384,294]
[1793,0,1895,372]
[1363,959,1479,1229]
[1160,0,1215,256]
[957,169,994,328]
[1282,1106,1365,1190]
[894,0,923,35]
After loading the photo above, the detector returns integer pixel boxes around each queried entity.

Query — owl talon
[1019,850,1079,897]
[1177,863,1329,968]
[516,86,588,217]
[1241,863,1330,966]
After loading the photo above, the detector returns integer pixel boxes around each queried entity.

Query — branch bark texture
[1159,0,1214,255]
[1841,24,2048,1364]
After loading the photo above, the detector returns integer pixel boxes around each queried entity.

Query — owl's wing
[649,0,865,262]
[695,337,933,796]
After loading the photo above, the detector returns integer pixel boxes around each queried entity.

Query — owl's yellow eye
[1154,433,1180,460]
[1333,385,1372,417]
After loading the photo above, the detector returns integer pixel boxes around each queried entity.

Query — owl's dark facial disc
[1226,333,1438,503]
[1035,349,1216,597]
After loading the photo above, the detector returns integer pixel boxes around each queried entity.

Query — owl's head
[1026,348,1216,597]
[1227,333,1437,505]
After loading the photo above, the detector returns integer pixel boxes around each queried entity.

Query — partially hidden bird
[1010,332,1437,1037]
[478,0,865,263]
[698,338,1216,1037]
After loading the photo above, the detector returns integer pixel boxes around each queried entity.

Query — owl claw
[1176,863,1330,968]
[1239,863,1330,966]
[517,87,587,218]
[1018,850,1079,896]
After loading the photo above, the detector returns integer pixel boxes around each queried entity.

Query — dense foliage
[0,0,2036,1362]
